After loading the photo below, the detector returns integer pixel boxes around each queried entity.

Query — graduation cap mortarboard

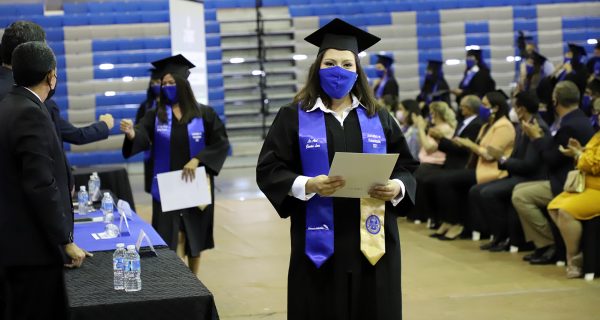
[151,54,195,79]
[466,49,482,60]
[376,54,394,67]
[304,18,381,54]
[568,43,587,57]
[494,89,509,100]
[529,51,547,65]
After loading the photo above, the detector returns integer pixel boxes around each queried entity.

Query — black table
[73,166,136,212]
[65,248,219,320]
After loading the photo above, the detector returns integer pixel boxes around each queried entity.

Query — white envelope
[156,167,211,212]
[328,152,399,198]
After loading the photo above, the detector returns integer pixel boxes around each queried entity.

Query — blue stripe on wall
[416,11,442,81]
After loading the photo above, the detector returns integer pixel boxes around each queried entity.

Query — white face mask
[395,110,405,123]
[509,108,519,123]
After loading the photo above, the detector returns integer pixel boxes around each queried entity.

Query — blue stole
[151,105,205,202]
[375,76,388,99]
[460,69,477,88]
[298,105,386,268]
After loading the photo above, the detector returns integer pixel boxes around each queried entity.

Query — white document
[328,152,399,198]
[156,167,211,212]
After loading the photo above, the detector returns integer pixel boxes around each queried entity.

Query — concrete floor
[129,165,600,320]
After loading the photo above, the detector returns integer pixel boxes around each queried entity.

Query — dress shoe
[530,246,557,265]
[522,245,550,261]
[489,238,511,252]
[439,224,464,241]
[479,239,500,251]
[430,222,451,238]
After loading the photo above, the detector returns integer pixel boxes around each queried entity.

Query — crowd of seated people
[377,40,600,279]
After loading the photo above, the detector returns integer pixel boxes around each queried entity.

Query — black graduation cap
[304,18,381,54]
[466,48,482,60]
[568,43,587,57]
[149,68,162,79]
[151,54,195,79]
[427,60,443,71]
[529,51,547,65]
[376,54,393,67]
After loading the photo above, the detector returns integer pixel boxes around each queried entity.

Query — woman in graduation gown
[256,19,418,320]
[372,54,399,104]
[135,67,162,194]
[451,49,496,104]
[120,54,230,274]
[417,59,450,117]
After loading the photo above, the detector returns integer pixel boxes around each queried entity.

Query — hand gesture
[369,180,401,201]
[486,145,504,161]
[521,118,543,140]
[182,158,200,182]
[64,242,93,268]
[559,138,585,158]
[305,175,345,197]
[428,127,443,139]
[99,113,114,129]
[120,119,135,140]
[412,114,427,131]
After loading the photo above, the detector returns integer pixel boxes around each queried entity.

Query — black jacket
[0,87,73,266]
[531,108,595,196]
[438,116,485,170]
[457,66,496,103]
[500,115,549,180]
[0,66,13,100]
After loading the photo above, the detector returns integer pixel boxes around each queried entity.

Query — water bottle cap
[126,245,136,251]
[104,192,110,196]
[80,186,86,191]
[116,243,125,248]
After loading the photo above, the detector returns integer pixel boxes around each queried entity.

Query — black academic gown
[416,77,451,113]
[456,66,496,104]
[135,98,158,193]
[122,105,229,257]
[256,103,418,320]
[374,76,399,99]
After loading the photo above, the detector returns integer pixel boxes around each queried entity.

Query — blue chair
[206,48,223,61]
[146,51,171,63]
[562,30,587,43]
[419,50,443,63]
[344,16,367,28]
[144,37,171,49]
[417,38,441,50]
[215,0,238,8]
[206,35,221,47]
[208,87,225,101]
[210,101,225,117]
[513,19,537,33]
[205,21,221,34]
[53,96,69,111]
[205,9,217,21]
[417,11,440,25]
[465,22,489,34]
[144,1,169,11]
[411,1,435,11]
[318,5,339,16]
[48,42,65,55]
[55,55,67,70]
[385,2,411,12]
[63,3,88,14]
[367,14,391,26]
[263,0,287,6]
[92,40,118,52]
[45,28,65,42]
[562,17,587,30]
[587,17,600,29]
[513,6,537,19]
[64,15,90,26]
[91,14,117,25]
[31,15,64,28]
[417,25,440,38]
[289,6,313,17]
[88,2,116,13]
[208,75,224,87]
[119,39,145,50]
[115,14,143,24]
[207,61,223,74]
[339,4,362,15]
[466,34,490,46]
[434,0,460,10]
[142,11,169,23]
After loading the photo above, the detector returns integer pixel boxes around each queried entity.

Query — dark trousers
[469,177,527,241]
[408,163,444,222]
[1,265,68,320]
[431,169,476,225]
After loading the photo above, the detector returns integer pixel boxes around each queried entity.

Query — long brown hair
[293,50,380,116]
[157,73,202,123]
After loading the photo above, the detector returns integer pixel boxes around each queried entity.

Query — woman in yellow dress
[548,131,600,278]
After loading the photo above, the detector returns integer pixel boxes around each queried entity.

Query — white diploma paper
[328,152,399,198]
[156,167,212,212]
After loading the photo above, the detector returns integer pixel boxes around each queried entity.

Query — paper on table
[328,152,399,198]
[156,167,211,212]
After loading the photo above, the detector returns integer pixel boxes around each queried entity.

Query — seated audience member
[422,95,484,228]
[396,99,422,160]
[513,81,595,265]
[592,99,600,132]
[586,41,600,81]
[470,91,549,251]
[584,78,600,129]
[408,101,456,222]
[429,91,515,240]
[547,130,600,278]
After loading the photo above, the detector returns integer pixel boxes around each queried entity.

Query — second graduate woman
[256,19,418,320]
[121,55,229,275]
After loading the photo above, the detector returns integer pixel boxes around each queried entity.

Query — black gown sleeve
[378,109,420,214]
[193,105,230,176]
[256,105,303,218]
[122,108,155,158]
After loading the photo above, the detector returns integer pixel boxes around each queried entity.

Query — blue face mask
[592,115,599,129]
[466,59,476,70]
[582,95,592,113]
[150,84,161,97]
[525,64,535,75]
[319,66,358,100]
[479,105,491,122]
[375,69,385,78]
[162,85,178,104]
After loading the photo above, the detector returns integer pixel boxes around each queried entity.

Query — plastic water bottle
[88,172,101,202]
[77,186,89,215]
[101,192,114,222]
[124,245,141,292]
[113,243,126,290]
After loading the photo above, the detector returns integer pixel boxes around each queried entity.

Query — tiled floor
[130,166,600,320]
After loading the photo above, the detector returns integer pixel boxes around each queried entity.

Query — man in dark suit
[470,91,549,252]
[411,95,484,227]
[512,81,595,265]
[0,20,114,191]
[0,41,91,320]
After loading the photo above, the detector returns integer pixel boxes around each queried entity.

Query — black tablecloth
[73,166,136,212]
[65,248,219,320]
